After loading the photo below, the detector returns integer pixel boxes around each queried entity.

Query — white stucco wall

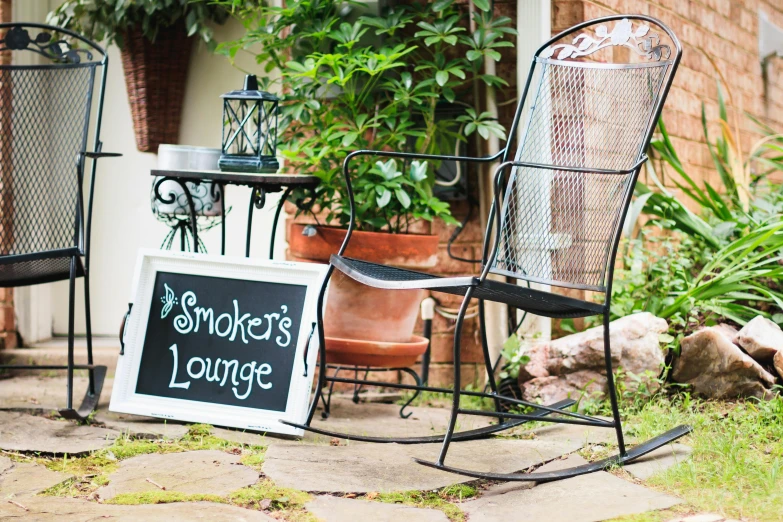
[14,1,284,338]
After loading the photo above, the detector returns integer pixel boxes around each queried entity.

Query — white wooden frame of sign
[111,249,327,437]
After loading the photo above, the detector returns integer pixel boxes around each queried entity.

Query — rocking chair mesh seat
[0,23,119,420]
[0,254,84,287]
[288,14,692,483]
[332,255,603,318]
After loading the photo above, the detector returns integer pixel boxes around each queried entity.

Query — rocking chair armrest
[503,155,649,175]
[336,149,506,258]
[81,152,123,159]
[342,149,505,165]
[477,155,649,282]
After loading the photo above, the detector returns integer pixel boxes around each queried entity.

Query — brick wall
[555,0,783,205]
[0,0,16,350]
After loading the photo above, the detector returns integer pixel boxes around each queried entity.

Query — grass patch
[371,483,479,521]
[575,392,783,522]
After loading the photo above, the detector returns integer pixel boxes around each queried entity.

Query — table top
[151,169,320,187]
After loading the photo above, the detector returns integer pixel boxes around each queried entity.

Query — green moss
[371,484,479,522]
[108,491,224,505]
[230,479,314,520]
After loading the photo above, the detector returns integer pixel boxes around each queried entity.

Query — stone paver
[0,375,112,412]
[512,418,620,445]
[309,398,492,441]
[460,454,681,522]
[263,438,582,493]
[0,497,274,521]
[625,444,692,480]
[95,411,188,440]
[96,450,259,500]
[0,411,119,456]
[0,456,72,498]
[212,427,272,446]
[306,495,449,522]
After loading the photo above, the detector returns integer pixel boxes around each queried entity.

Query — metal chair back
[490,16,681,292]
[0,24,106,272]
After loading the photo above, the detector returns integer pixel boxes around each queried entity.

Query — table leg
[153,176,199,253]
[246,185,266,258]
[270,186,294,260]
[216,183,226,256]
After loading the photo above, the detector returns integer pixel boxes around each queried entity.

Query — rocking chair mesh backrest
[0,24,103,284]
[0,68,94,253]
[492,18,676,292]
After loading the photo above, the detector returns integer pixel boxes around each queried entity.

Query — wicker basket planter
[120,23,192,153]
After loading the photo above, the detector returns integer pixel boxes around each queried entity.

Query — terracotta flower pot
[325,335,430,367]
[288,224,438,365]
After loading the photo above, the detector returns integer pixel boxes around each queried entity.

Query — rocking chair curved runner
[284,15,692,481]
[0,23,120,421]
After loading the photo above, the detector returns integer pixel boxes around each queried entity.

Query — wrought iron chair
[284,14,691,480]
[0,23,120,421]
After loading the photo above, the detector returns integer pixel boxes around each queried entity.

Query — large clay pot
[288,224,439,363]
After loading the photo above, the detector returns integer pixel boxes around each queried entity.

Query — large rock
[519,313,667,403]
[736,316,783,361]
[672,327,777,399]
[775,350,783,381]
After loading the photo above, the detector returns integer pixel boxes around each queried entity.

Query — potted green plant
[49,0,231,152]
[216,0,513,365]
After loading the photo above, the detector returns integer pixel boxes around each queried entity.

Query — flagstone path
[0,375,694,521]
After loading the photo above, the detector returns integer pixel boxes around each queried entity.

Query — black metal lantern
[218,74,279,173]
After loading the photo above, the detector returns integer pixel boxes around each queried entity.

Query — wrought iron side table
[151,169,319,257]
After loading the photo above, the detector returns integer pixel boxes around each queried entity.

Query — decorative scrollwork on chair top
[540,18,671,62]
[0,26,94,64]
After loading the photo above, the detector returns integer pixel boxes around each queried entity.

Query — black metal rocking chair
[0,24,120,421]
[284,15,692,480]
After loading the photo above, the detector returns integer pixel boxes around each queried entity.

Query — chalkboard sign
[111,250,327,436]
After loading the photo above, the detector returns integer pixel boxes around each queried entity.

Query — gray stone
[512,417,619,445]
[96,450,259,500]
[0,497,274,521]
[306,495,449,522]
[0,456,72,498]
[519,313,667,403]
[309,397,492,441]
[94,411,188,440]
[775,350,783,381]
[212,427,271,446]
[736,316,783,361]
[672,327,777,399]
[263,438,582,493]
[460,454,681,522]
[0,411,119,456]
[624,443,692,480]
[0,375,112,411]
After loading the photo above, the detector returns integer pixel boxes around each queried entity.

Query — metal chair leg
[436,287,475,466]
[478,299,503,421]
[65,257,76,411]
[83,269,95,395]
[603,310,627,456]
[305,265,333,425]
